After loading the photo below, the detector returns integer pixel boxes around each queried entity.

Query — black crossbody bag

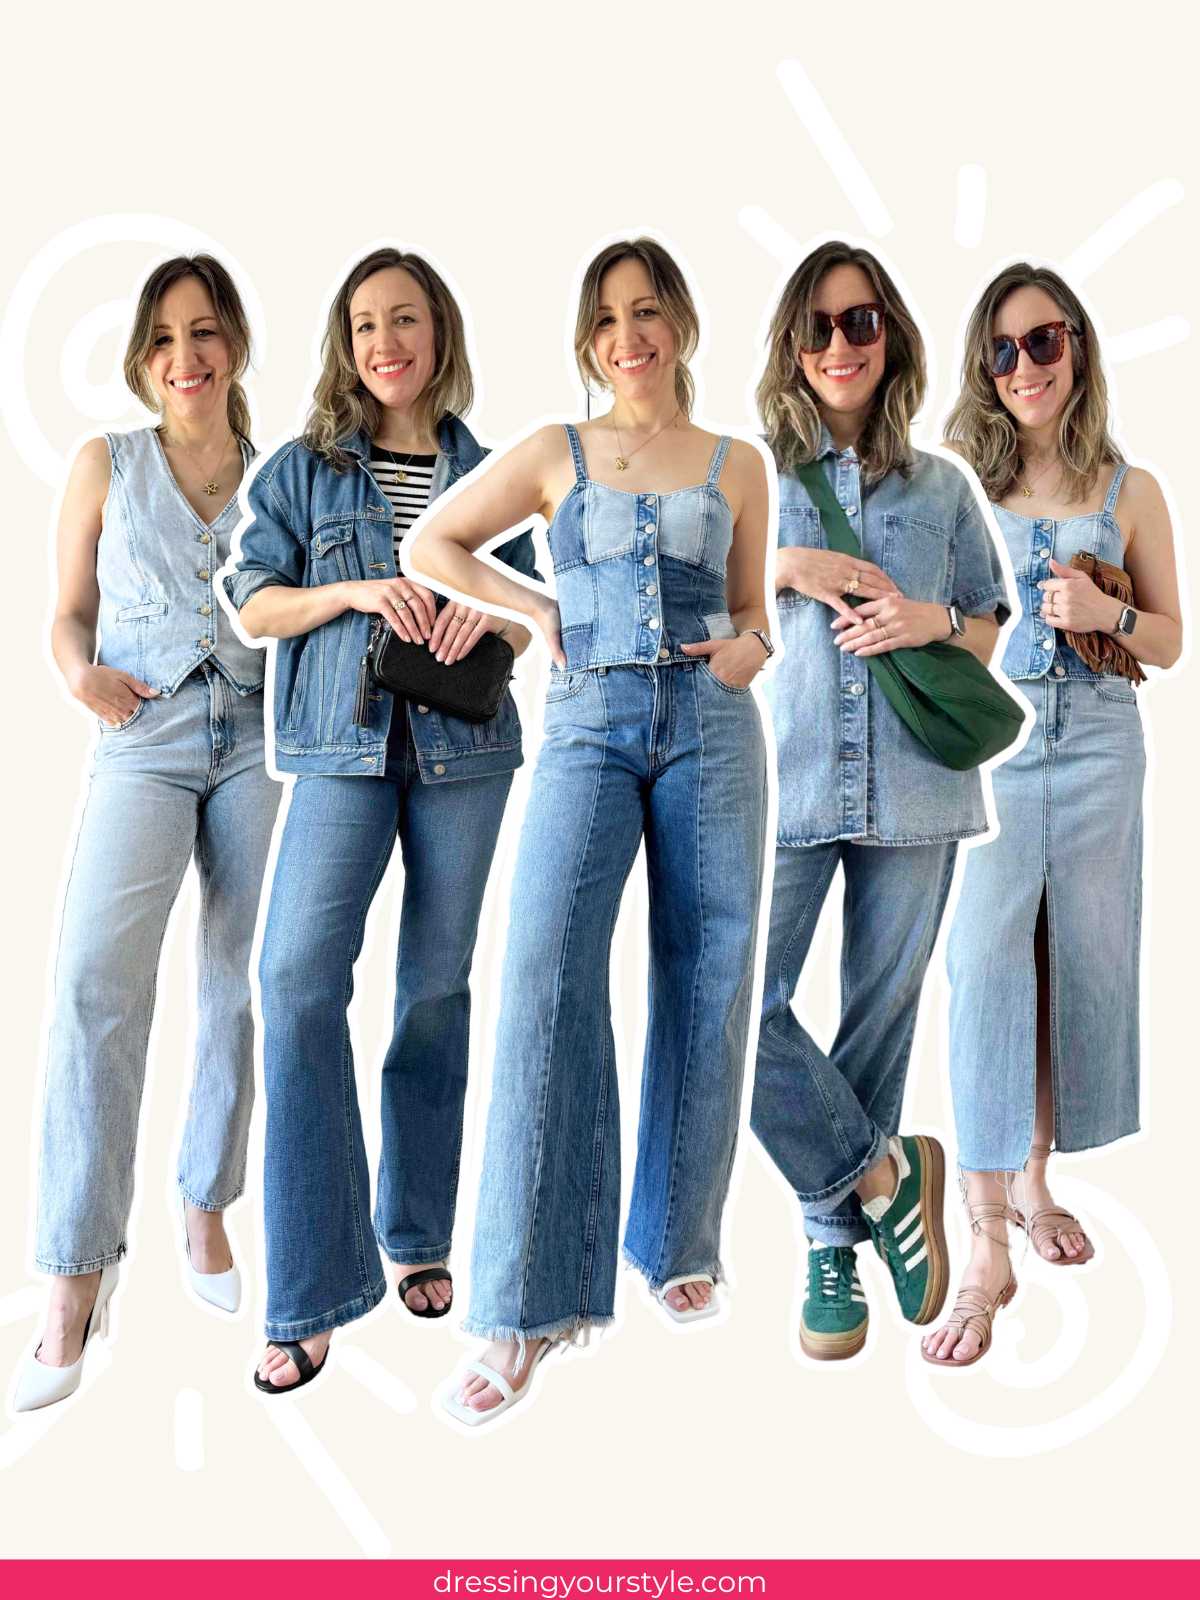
[354,603,515,726]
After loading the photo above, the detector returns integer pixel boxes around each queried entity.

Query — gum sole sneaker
[799,1245,868,1361]
[863,1134,949,1325]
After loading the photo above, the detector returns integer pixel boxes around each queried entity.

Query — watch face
[1118,606,1137,636]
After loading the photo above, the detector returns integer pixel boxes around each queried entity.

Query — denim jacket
[995,462,1130,684]
[550,424,739,669]
[222,415,539,781]
[769,432,1012,846]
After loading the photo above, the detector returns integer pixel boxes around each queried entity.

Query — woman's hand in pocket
[680,633,765,688]
[69,664,159,726]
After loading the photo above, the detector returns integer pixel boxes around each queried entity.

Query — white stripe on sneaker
[893,1201,922,1236]
[898,1220,924,1255]
[905,1243,928,1272]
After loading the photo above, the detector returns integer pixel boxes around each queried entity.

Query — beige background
[1,0,1196,1560]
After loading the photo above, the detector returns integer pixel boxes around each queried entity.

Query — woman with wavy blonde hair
[412,235,771,1423]
[923,263,1182,1368]
[224,246,540,1393]
[747,241,1011,1365]
[13,254,279,1412]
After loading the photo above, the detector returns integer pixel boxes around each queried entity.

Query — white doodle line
[1062,179,1185,283]
[776,59,894,236]
[262,1399,392,1557]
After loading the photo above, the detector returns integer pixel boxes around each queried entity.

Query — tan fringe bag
[1065,551,1145,686]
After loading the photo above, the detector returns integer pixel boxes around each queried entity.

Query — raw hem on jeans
[459,1311,613,1344]
[375,1239,451,1266]
[179,1181,244,1213]
[35,1243,125,1276]
[264,1275,387,1343]
[958,1119,1141,1174]
[803,1219,871,1247]
[621,1246,725,1296]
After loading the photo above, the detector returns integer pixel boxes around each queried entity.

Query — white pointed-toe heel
[11,1262,119,1414]
[183,1212,241,1314]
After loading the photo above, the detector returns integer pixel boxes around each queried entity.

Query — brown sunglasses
[990,320,1071,377]
[795,302,885,354]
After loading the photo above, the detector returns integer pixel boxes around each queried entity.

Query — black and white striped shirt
[368,449,437,566]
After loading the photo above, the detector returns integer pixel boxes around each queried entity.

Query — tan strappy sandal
[1006,1143,1096,1267]
[921,1200,1016,1369]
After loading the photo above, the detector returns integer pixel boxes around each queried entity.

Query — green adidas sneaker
[862,1133,949,1325]
[799,1245,869,1360]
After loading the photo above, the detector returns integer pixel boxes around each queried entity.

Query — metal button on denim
[1039,546,1051,558]
[199,604,212,616]
[198,532,211,544]
[1054,665,1066,677]
[433,762,446,775]
[197,568,209,580]
[643,556,654,567]
[646,584,658,597]
[416,704,429,714]
[849,682,865,696]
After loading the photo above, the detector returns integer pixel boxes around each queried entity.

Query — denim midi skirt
[946,673,1145,1169]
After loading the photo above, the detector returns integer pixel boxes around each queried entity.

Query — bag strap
[794,462,862,558]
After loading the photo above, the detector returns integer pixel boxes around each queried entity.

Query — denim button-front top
[769,434,1012,847]
[97,428,263,697]
[549,424,737,669]
[995,462,1129,682]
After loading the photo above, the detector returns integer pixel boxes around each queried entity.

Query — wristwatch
[1112,605,1137,637]
[743,628,775,659]
[944,604,966,640]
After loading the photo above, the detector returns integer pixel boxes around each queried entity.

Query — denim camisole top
[546,423,737,671]
[995,462,1129,682]
[96,428,263,696]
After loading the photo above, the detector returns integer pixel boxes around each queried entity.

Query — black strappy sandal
[397,1267,453,1319]
[253,1340,328,1395]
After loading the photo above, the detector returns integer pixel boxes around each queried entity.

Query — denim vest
[222,414,539,782]
[769,434,1012,847]
[97,428,263,696]
[995,463,1129,682]
[549,425,737,670]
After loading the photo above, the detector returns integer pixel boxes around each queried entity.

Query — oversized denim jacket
[769,432,1012,847]
[222,415,539,782]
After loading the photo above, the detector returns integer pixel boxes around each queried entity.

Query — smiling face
[349,267,437,414]
[592,255,677,405]
[144,276,232,427]
[991,284,1075,431]
[796,263,887,421]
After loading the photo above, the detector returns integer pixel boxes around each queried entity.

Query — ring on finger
[396,598,408,610]
[844,573,861,595]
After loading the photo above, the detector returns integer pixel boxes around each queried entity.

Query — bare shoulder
[724,434,769,487]
[72,434,113,486]
[1119,463,1167,515]
[62,435,113,524]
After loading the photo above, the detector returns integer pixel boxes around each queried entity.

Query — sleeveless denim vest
[97,428,263,696]
[995,463,1130,682]
[548,424,737,670]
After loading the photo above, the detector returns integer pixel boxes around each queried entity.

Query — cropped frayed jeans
[35,666,279,1274]
[465,661,767,1344]
[259,713,512,1342]
[750,839,957,1246]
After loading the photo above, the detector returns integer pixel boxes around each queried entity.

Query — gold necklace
[611,408,681,472]
[1019,454,1058,499]
[163,428,233,496]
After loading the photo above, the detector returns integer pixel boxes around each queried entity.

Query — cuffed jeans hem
[35,1244,125,1276]
[179,1181,245,1213]
[375,1240,452,1266]
[621,1246,724,1296]
[794,1122,890,1213]
[264,1275,387,1343]
[803,1218,872,1247]
[460,1311,614,1344]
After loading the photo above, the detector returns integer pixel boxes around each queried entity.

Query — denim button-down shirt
[995,462,1129,682]
[768,434,1011,847]
[551,424,739,669]
[222,415,539,782]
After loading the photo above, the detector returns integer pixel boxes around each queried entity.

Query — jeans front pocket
[97,697,150,734]
[698,660,752,696]
[545,668,591,705]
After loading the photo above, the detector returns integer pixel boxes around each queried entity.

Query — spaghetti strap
[563,423,588,484]
[706,435,732,486]
[1103,461,1129,516]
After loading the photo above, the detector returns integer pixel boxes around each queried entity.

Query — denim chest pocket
[115,601,167,623]
[310,522,363,583]
[882,513,953,603]
[776,506,822,609]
